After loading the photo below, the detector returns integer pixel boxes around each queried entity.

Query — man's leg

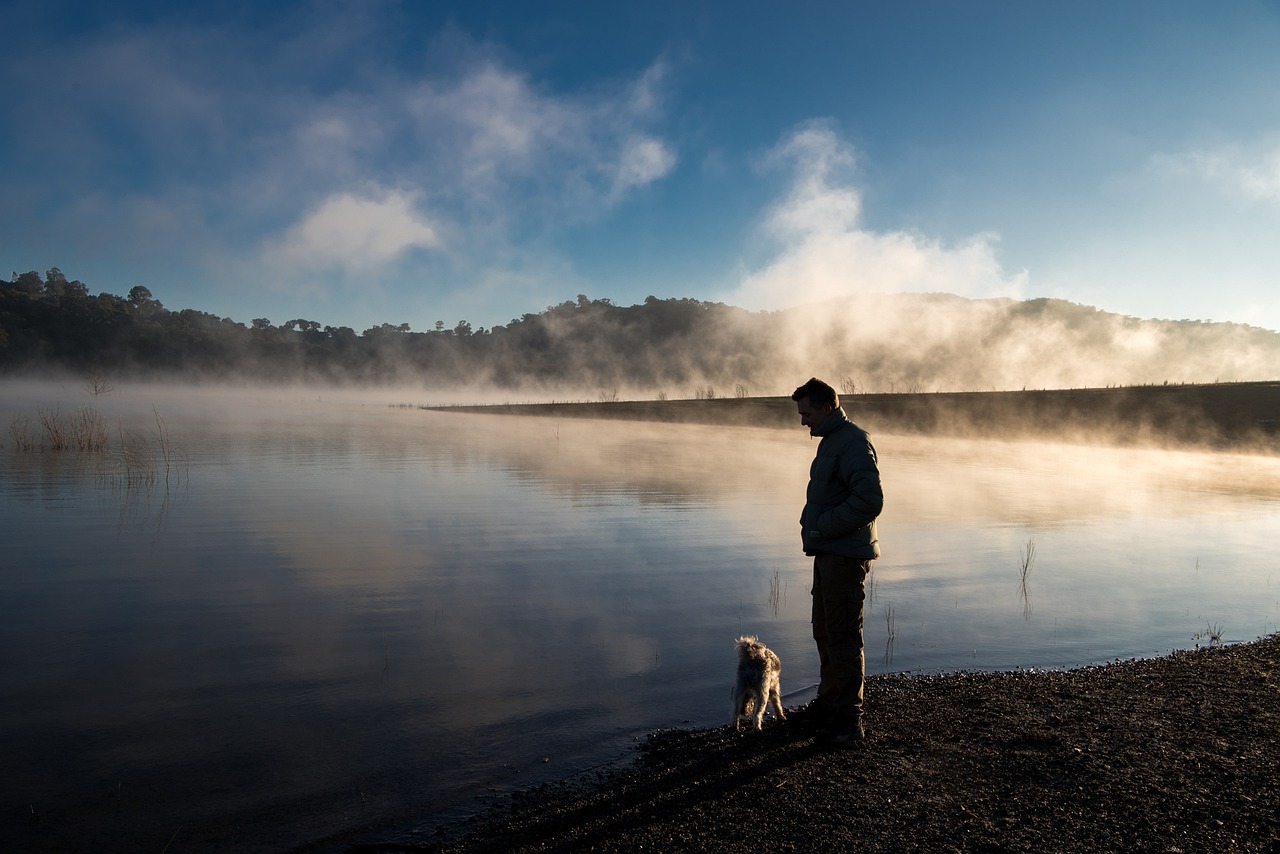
[812,554,868,739]
[811,558,836,714]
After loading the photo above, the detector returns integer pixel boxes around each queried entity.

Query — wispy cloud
[728,121,1027,310]
[402,56,676,218]
[1151,139,1280,203]
[262,188,442,275]
[2,6,677,307]
[611,135,677,199]
[248,47,676,305]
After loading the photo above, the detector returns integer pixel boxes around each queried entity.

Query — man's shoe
[790,699,832,734]
[816,719,865,748]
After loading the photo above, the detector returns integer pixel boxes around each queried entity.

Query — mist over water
[8,290,1280,403]
[2,381,1278,851]
[772,293,1280,393]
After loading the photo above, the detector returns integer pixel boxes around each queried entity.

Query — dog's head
[735,635,763,657]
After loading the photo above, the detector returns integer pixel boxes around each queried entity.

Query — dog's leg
[769,679,786,721]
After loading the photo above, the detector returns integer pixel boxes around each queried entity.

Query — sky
[3,0,1280,335]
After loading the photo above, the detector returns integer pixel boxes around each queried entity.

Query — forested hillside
[4,268,1279,395]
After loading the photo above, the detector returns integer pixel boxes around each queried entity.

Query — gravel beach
[338,633,1280,853]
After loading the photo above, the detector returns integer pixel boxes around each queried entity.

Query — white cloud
[263,188,441,275]
[729,122,1027,310]
[611,134,677,198]
[403,55,675,217]
[0,4,701,335]
[408,63,577,183]
[4,8,677,307]
[761,125,861,239]
[1151,140,1280,203]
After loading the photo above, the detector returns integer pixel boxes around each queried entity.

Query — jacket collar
[811,406,850,438]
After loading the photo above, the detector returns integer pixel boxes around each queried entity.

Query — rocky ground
[337,633,1280,853]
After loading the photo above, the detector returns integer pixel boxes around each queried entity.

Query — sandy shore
[334,633,1280,853]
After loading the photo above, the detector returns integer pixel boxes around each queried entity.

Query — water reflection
[2,383,1279,852]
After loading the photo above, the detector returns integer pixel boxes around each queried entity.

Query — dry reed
[38,407,70,450]
[1018,536,1036,621]
[8,406,109,453]
[883,603,898,665]
[9,414,36,451]
[71,406,108,451]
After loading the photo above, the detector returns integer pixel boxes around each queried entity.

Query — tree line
[6,267,1280,394]
[1,268,768,391]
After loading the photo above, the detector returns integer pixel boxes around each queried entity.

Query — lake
[3,381,1278,852]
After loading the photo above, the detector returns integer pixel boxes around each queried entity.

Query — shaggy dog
[732,635,786,731]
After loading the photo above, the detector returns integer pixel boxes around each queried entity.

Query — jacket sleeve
[816,439,883,536]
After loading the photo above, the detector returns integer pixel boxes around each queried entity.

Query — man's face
[796,396,833,432]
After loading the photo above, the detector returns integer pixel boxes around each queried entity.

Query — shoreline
[426,381,1280,452]
[333,383,1280,852]
[335,634,1280,853]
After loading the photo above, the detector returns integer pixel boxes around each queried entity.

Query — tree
[11,271,42,295]
[362,322,411,337]
[85,367,114,396]
[44,267,68,297]
[127,285,161,313]
[324,325,357,345]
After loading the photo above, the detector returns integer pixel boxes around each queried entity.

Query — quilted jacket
[799,407,883,560]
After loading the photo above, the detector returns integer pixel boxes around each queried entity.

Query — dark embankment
[430,382,1280,451]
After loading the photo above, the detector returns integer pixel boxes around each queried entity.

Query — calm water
[3,382,1279,852]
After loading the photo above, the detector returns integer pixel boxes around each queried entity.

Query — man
[792,377,883,746]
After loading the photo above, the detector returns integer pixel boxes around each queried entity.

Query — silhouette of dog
[732,635,786,731]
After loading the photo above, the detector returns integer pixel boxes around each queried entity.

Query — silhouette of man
[792,377,883,745]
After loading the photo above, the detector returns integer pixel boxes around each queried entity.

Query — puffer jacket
[799,407,883,559]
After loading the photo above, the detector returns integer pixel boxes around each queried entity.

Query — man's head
[791,377,839,432]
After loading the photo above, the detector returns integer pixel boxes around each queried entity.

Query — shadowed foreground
[338,634,1280,853]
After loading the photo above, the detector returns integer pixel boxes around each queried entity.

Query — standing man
[792,377,883,746]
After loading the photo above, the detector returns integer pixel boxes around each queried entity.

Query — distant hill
[768,293,1280,395]
[3,270,1278,394]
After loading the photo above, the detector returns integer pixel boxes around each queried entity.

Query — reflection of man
[792,377,883,746]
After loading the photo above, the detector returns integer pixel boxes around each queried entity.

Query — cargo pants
[811,553,870,725]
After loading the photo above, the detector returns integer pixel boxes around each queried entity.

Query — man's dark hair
[791,377,839,409]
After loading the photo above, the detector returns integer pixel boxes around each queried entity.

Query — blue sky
[4,0,1280,334]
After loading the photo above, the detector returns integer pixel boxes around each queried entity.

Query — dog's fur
[732,635,786,731]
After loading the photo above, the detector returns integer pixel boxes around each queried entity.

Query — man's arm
[818,442,883,535]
